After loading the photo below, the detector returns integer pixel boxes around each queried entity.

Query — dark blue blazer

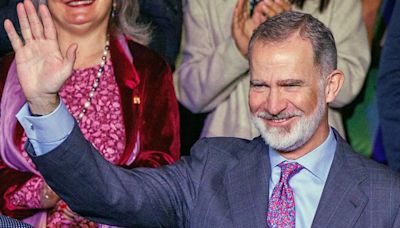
[29,124,400,227]
[0,215,33,228]
[377,0,400,171]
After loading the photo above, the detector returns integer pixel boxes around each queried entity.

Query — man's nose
[264,88,287,115]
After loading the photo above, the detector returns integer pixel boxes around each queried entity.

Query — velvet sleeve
[0,55,44,219]
[132,62,180,168]
[174,0,249,113]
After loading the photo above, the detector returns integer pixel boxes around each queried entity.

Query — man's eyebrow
[277,79,305,86]
[250,80,267,85]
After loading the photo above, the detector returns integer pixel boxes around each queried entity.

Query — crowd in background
[0,0,399,226]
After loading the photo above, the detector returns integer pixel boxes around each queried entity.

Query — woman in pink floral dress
[0,0,180,227]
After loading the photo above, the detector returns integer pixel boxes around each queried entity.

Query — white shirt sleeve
[16,100,75,156]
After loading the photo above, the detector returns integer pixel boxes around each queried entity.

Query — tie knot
[278,162,303,183]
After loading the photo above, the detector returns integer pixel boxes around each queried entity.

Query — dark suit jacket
[29,125,400,227]
[377,0,400,171]
[0,215,32,228]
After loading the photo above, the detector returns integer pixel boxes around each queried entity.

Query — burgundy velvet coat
[0,36,180,219]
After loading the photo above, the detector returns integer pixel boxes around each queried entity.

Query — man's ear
[324,69,344,103]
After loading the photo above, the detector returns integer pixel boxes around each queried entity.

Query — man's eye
[285,84,300,87]
[251,83,264,88]
[252,84,264,88]
[250,84,267,92]
[284,84,301,89]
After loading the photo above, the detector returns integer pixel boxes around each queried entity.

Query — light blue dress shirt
[268,129,337,228]
[16,101,75,155]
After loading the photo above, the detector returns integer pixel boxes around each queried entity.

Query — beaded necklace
[77,36,110,122]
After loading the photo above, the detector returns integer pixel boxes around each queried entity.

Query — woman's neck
[57,29,110,69]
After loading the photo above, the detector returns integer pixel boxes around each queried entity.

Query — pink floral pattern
[267,162,303,228]
[11,60,126,227]
[9,176,43,209]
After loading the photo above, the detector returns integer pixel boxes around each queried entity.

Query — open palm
[4,0,76,114]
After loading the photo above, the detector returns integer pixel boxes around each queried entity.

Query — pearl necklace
[77,37,110,122]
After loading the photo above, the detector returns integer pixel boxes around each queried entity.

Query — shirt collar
[269,128,337,182]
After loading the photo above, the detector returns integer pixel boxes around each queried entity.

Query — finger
[275,0,292,12]
[252,2,271,22]
[253,12,267,25]
[61,43,78,80]
[17,2,33,43]
[235,0,246,12]
[24,0,44,39]
[265,5,278,17]
[242,0,249,18]
[265,0,285,15]
[39,3,57,40]
[65,43,78,64]
[234,0,249,19]
[233,0,245,28]
[4,19,24,52]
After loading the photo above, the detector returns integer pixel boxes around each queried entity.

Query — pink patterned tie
[267,162,303,228]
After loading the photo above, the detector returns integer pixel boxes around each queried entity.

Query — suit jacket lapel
[226,137,270,228]
[312,132,368,227]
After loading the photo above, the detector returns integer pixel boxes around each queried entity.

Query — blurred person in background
[0,0,180,226]
[0,0,22,56]
[137,0,182,70]
[377,0,400,171]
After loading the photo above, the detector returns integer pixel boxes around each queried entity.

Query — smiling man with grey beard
[251,77,326,153]
[7,4,400,227]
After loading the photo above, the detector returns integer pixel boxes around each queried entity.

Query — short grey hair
[248,11,337,77]
[33,0,150,45]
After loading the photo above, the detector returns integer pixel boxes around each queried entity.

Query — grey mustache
[256,111,303,120]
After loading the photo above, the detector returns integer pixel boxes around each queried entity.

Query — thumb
[59,43,77,83]
[65,43,78,67]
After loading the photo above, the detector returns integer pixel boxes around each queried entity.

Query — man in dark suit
[0,215,33,228]
[5,1,400,227]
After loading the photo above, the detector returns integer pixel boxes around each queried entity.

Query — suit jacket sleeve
[29,123,209,227]
[174,0,249,113]
[125,42,180,167]
[133,63,180,167]
[377,0,400,171]
[325,0,370,108]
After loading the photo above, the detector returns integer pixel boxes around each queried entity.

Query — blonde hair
[33,0,150,45]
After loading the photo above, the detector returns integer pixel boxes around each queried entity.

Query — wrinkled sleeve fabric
[27,124,213,227]
[174,0,249,113]
[377,0,400,171]
[327,0,370,108]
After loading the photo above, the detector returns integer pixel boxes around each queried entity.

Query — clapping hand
[232,0,291,56]
[3,0,77,115]
[252,0,292,24]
